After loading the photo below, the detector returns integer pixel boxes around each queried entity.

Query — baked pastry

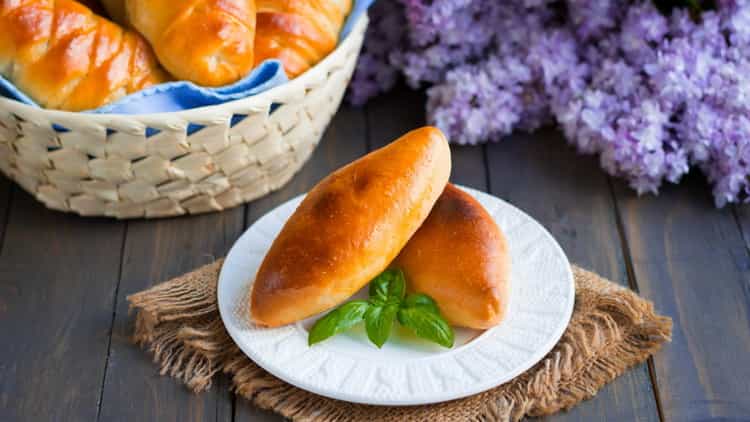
[392,183,510,329]
[255,0,351,77]
[0,0,169,111]
[251,126,451,327]
[102,0,256,86]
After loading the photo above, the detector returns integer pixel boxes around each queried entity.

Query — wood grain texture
[732,204,750,261]
[0,178,11,254]
[615,173,750,421]
[3,87,747,422]
[235,105,368,421]
[486,130,661,422]
[97,209,245,422]
[0,189,125,421]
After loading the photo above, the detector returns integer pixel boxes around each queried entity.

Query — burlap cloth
[128,260,672,421]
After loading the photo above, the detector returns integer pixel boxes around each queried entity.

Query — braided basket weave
[0,16,367,219]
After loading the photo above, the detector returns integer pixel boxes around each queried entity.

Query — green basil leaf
[308,301,369,346]
[368,269,406,306]
[402,293,440,315]
[368,270,394,303]
[397,307,455,348]
[364,303,399,348]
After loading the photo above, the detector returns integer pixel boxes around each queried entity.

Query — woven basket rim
[0,15,367,123]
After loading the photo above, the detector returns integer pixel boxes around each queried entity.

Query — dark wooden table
[1,89,749,422]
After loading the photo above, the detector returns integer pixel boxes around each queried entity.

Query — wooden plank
[486,129,661,421]
[0,178,12,253]
[234,106,368,421]
[614,173,750,421]
[98,209,244,422]
[365,89,425,149]
[0,189,125,421]
[733,204,750,262]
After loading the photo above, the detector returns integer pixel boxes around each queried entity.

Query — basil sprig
[308,269,455,348]
[397,294,454,348]
[364,269,405,347]
[308,301,368,345]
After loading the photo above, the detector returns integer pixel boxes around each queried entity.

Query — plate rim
[218,185,575,406]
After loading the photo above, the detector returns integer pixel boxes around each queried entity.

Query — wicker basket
[0,16,367,219]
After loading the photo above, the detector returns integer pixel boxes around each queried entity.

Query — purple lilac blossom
[347,0,406,105]
[347,0,750,206]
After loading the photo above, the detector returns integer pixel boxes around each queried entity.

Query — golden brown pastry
[102,0,256,86]
[0,0,169,111]
[255,0,351,77]
[251,126,451,327]
[393,183,510,329]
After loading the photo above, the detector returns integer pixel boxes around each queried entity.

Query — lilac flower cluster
[348,0,750,206]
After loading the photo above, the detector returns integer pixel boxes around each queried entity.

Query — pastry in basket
[251,126,452,327]
[0,0,169,111]
[393,183,510,329]
[255,0,352,78]
[100,0,257,86]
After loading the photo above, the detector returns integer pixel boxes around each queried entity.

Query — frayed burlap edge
[128,261,672,422]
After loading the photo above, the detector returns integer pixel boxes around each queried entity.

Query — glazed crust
[392,183,511,330]
[102,0,257,86]
[255,0,351,77]
[251,127,451,327]
[0,0,169,111]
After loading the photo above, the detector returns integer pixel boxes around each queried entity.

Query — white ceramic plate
[218,186,574,406]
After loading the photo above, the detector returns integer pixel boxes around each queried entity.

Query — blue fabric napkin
[0,0,373,114]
